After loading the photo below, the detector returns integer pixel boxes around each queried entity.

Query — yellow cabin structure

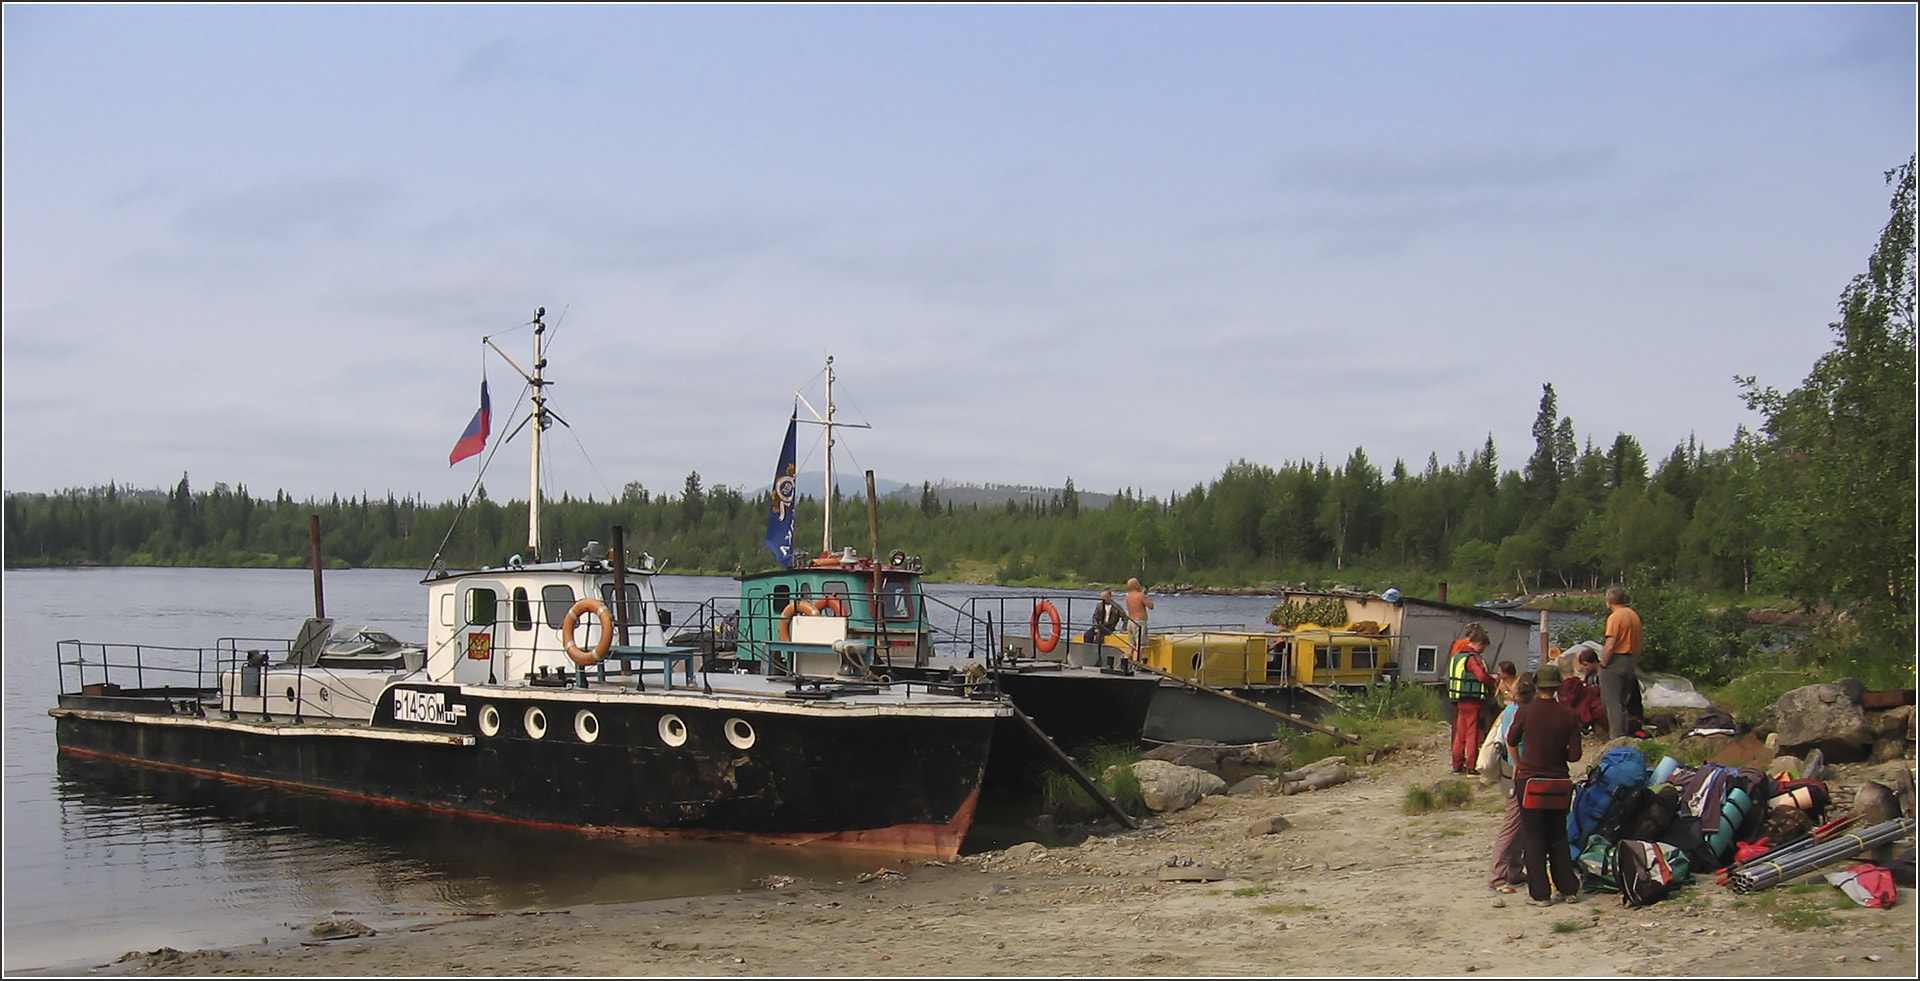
[1111,623,1395,688]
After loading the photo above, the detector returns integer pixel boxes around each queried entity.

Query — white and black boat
[49,311,1008,860]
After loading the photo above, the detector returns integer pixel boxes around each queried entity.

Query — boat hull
[52,684,999,860]
[1143,684,1335,744]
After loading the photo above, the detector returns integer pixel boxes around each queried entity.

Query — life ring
[563,597,613,666]
[778,600,817,642]
[1030,600,1062,654]
[815,594,848,617]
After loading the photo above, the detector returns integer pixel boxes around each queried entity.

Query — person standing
[1486,676,1535,894]
[1447,624,1494,774]
[1599,587,1643,739]
[1507,663,1583,906]
[1124,578,1154,658]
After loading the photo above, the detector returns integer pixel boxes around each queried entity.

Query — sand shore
[35,728,1918,978]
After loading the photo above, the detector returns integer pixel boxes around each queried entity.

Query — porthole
[478,703,501,737]
[723,717,756,750]
[575,709,601,744]
[525,706,548,739]
[285,687,298,703]
[658,713,688,747]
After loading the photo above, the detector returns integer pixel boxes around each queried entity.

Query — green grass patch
[1041,742,1148,819]
[1403,779,1474,814]
[1551,920,1586,934]
[1284,682,1444,767]
[1256,902,1320,915]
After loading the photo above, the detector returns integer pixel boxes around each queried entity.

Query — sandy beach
[33,726,1918,978]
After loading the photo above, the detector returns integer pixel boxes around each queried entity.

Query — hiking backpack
[1568,746,1650,845]
[1617,838,1690,908]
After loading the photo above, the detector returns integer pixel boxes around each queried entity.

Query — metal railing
[56,640,228,699]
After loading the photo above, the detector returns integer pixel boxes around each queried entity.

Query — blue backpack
[1568,746,1650,846]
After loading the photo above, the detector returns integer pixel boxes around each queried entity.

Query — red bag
[1522,777,1574,810]
[1826,863,1897,909]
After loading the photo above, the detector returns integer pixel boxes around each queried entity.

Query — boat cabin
[735,549,932,675]
[1132,625,1395,688]
[423,547,674,687]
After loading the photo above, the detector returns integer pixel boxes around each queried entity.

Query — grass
[1255,902,1321,915]
[1285,682,1445,768]
[1041,742,1149,819]
[1732,886,1847,931]
[1403,779,1474,814]
[1551,920,1586,934]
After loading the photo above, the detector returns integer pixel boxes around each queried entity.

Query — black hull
[1143,685,1332,744]
[53,686,997,859]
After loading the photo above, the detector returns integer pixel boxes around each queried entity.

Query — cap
[1534,663,1563,688]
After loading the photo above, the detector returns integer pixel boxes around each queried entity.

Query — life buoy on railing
[1030,600,1062,654]
[815,594,848,617]
[778,600,817,642]
[563,597,614,666]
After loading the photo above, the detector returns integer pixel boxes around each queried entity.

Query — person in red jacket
[1447,624,1494,774]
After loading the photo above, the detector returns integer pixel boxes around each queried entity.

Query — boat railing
[56,640,225,699]
[933,592,1133,667]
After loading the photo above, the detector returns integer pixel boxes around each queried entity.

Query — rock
[1869,737,1908,764]
[1771,682,1875,763]
[1145,740,1230,775]
[1002,841,1046,862]
[1853,782,1901,825]
[1156,864,1231,882]
[307,918,371,940]
[1246,815,1292,837]
[1675,732,1735,761]
[1229,775,1275,796]
[1131,759,1228,813]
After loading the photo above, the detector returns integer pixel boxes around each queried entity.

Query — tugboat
[49,311,1008,860]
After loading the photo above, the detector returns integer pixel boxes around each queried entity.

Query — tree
[681,471,705,527]
[1741,156,1916,671]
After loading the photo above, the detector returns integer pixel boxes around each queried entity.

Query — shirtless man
[1124,578,1154,657]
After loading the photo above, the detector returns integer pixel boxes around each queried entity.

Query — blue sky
[4,5,1914,506]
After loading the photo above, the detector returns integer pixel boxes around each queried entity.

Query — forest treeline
[6,160,1913,679]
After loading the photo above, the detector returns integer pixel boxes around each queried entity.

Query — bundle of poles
[1723,816,1914,894]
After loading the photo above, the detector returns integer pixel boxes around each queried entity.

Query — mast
[528,308,548,560]
[796,355,870,556]
[822,357,836,554]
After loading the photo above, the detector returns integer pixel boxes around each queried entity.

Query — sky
[4,5,1915,508]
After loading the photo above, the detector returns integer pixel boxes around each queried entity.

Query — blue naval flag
[763,414,799,567]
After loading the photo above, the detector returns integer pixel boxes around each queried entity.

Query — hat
[1534,663,1562,688]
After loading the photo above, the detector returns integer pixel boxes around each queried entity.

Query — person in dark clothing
[1507,662,1584,906]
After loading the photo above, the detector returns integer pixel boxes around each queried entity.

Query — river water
[2,566,1305,972]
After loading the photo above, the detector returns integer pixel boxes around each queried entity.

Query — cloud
[175,177,396,241]
[1276,146,1615,198]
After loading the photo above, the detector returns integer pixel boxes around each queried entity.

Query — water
[2,566,1289,972]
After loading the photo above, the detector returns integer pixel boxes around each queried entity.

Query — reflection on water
[35,754,892,964]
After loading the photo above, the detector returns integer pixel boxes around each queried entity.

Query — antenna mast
[796,355,869,555]
[528,308,548,560]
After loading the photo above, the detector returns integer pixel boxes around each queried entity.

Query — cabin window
[879,578,913,620]
[823,580,850,612]
[771,584,791,617]
[1350,645,1379,670]
[599,582,643,630]
[1313,644,1333,670]
[541,585,576,628]
[466,587,499,627]
[1415,645,1439,675]
[512,588,533,631]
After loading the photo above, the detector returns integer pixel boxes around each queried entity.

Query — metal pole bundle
[1726,818,1914,894]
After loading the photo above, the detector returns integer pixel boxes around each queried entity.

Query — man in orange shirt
[1599,587,1643,739]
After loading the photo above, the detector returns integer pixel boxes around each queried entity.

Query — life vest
[1448,648,1488,701]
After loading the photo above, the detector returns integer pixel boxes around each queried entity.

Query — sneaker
[1490,884,1519,894]
[1527,897,1555,907]
[1560,892,1583,904]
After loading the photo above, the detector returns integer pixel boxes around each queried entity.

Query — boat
[714,361,1160,771]
[49,310,1009,860]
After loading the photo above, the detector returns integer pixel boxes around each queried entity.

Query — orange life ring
[563,597,613,666]
[816,594,848,617]
[1030,600,1062,654]
[778,600,817,642]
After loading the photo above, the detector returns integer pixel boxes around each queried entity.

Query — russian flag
[448,381,490,466]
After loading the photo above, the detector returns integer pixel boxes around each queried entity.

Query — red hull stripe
[57,745,978,860]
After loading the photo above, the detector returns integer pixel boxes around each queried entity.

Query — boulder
[1130,759,1228,813]
[1246,814,1293,837]
[1770,681,1875,763]
[1144,739,1291,783]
